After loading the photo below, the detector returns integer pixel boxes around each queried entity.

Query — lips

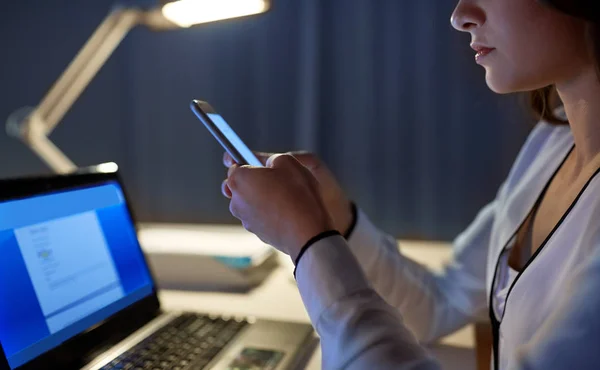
[471,44,496,63]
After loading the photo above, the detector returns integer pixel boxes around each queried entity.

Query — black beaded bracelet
[293,230,341,279]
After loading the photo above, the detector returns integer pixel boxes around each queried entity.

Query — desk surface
[153,228,475,370]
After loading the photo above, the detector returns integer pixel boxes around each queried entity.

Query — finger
[223,152,235,168]
[265,153,284,168]
[240,220,253,234]
[221,179,232,198]
[228,194,250,224]
[226,151,273,167]
[289,151,321,171]
[268,154,319,190]
[227,164,239,179]
[226,164,240,191]
[267,153,301,170]
[228,165,276,196]
[227,165,257,192]
[229,198,240,220]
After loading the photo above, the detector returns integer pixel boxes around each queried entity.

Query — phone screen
[207,113,263,167]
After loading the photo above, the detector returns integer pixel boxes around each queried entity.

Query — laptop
[0,165,315,370]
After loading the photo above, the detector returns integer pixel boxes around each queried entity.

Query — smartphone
[190,100,263,167]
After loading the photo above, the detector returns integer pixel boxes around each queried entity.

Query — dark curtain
[0,0,531,240]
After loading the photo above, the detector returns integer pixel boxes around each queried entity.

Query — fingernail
[266,154,281,167]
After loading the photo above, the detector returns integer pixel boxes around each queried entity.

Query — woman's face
[451,0,590,94]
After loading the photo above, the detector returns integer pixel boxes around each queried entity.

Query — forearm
[296,235,440,369]
[345,207,493,342]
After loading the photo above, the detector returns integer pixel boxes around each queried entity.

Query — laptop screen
[0,181,154,369]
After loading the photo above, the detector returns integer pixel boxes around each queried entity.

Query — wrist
[343,202,358,238]
[289,224,331,261]
[292,229,341,278]
[334,198,354,235]
[289,212,334,261]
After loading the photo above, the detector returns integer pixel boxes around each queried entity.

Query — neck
[556,66,600,170]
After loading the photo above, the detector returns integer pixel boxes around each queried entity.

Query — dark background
[0,0,532,241]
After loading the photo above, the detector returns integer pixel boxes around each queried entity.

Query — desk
[151,227,476,369]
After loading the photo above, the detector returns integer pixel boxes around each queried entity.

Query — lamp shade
[142,0,271,29]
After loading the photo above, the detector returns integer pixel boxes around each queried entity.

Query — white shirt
[296,121,600,369]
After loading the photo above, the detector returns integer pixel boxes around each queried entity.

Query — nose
[451,0,486,32]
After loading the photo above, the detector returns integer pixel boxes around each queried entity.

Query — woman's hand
[223,151,353,235]
[223,154,334,259]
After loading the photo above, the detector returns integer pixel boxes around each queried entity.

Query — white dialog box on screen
[14,211,124,333]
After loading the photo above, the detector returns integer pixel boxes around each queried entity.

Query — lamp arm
[22,112,79,173]
[39,8,143,135]
[6,7,143,173]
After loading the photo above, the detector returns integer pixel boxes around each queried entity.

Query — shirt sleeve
[295,234,441,370]
[343,195,501,342]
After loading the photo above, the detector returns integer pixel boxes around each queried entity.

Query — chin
[485,81,516,94]
[484,70,512,94]
[486,83,515,94]
[485,72,542,95]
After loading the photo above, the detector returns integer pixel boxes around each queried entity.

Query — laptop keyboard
[100,313,248,370]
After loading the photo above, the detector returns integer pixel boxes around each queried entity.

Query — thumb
[292,154,320,171]
[254,152,274,166]
[224,151,274,167]
[266,153,302,170]
[265,153,284,168]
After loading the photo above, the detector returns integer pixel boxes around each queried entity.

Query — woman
[222,0,600,368]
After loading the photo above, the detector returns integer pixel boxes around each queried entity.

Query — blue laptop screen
[0,181,154,369]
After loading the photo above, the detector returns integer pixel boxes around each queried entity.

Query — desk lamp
[6,0,271,173]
